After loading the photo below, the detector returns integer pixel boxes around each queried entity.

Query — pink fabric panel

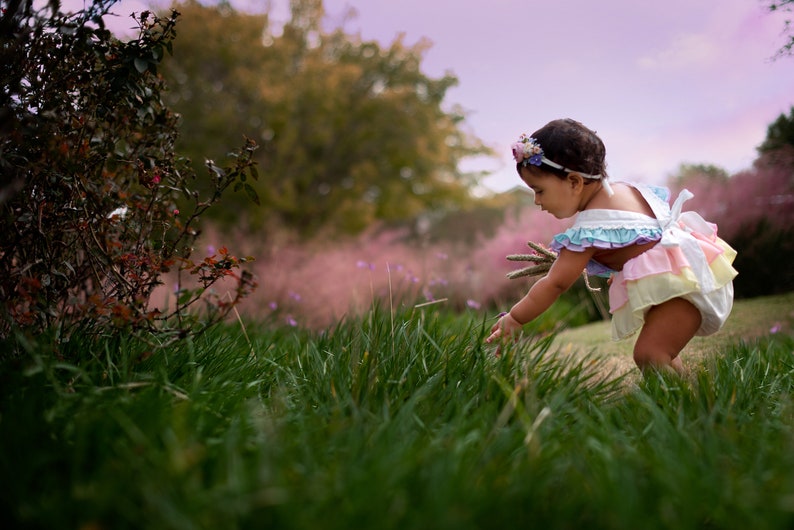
[621,246,686,281]
[607,236,727,313]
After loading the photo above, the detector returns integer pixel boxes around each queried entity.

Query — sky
[67,0,794,193]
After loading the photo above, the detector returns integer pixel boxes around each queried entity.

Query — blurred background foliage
[160,0,491,237]
[2,0,793,338]
[158,0,794,302]
[767,0,794,57]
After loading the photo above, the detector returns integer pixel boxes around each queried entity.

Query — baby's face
[519,167,580,219]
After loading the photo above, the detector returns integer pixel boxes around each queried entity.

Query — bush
[183,200,608,330]
[0,1,257,347]
[729,218,794,298]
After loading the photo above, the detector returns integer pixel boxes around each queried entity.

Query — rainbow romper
[550,183,738,341]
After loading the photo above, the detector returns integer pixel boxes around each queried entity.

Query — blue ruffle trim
[551,227,662,250]
[551,226,663,278]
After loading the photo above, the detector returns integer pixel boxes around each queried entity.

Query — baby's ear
[567,172,585,192]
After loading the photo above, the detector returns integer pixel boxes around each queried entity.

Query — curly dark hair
[518,118,609,180]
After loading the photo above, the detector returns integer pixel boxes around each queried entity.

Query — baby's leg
[633,298,702,375]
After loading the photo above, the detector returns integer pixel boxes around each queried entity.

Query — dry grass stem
[506,241,600,292]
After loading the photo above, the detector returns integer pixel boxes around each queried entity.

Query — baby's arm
[486,247,596,344]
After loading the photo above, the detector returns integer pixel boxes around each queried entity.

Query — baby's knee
[633,348,656,370]
[633,345,675,371]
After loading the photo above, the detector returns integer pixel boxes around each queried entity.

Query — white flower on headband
[511,134,544,167]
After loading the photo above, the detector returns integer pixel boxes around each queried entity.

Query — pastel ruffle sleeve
[549,210,664,277]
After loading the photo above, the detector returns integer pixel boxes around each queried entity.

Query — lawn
[1,294,793,529]
[555,291,794,384]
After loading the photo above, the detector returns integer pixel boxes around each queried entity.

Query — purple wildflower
[466,299,481,310]
[356,260,375,271]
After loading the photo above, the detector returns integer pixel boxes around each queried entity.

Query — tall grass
[1,307,793,529]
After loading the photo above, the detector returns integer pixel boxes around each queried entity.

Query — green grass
[1,298,794,529]
[554,291,794,381]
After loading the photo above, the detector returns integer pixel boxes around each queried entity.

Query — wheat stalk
[505,241,600,291]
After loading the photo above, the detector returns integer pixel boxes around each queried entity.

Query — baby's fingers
[485,328,503,344]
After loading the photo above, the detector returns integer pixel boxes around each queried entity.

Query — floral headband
[511,134,613,196]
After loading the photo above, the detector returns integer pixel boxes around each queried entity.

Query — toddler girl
[486,119,738,374]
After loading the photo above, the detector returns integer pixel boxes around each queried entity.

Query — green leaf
[177,288,201,306]
[133,57,149,73]
[249,165,259,181]
[243,183,260,206]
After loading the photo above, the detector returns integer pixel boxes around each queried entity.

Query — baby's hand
[485,312,523,346]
